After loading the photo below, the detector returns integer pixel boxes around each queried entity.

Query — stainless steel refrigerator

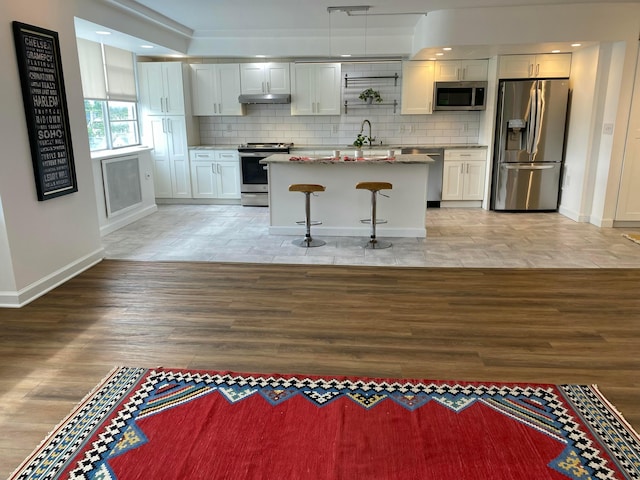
[491,79,569,211]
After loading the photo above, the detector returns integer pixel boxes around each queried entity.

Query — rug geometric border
[9,366,640,480]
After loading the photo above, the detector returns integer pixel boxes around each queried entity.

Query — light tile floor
[102,205,640,268]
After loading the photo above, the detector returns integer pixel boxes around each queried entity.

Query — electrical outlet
[399,125,406,133]
[226,124,233,132]
[332,125,338,134]
[603,123,614,135]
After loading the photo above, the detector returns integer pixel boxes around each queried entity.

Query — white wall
[560,45,600,222]
[0,1,107,307]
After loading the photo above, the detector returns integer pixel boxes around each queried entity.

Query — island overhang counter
[261,154,434,238]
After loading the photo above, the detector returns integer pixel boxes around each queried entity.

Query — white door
[435,61,460,82]
[314,64,341,115]
[190,64,216,116]
[265,63,290,94]
[146,117,172,197]
[166,116,191,198]
[240,64,266,94]
[290,64,315,115]
[401,61,434,115]
[138,63,165,115]
[216,161,241,199]
[498,55,535,79]
[163,62,185,115]
[191,162,217,198]
[442,161,464,200]
[216,64,244,115]
[463,161,487,200]
[461,60,489,81]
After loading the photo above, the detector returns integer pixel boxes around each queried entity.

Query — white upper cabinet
[189,64,245,116]
[290,63,341,116]
[401,61,435,115]
[138,62,186,116]
[435,60,488,81]
[240,63,290,95]
[498,54,571,79]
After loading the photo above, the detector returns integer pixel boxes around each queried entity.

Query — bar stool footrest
[360,219,388,224]
[296,220,322,226]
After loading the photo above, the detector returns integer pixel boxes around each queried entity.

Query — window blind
[76,38,107,99]
[103,45,137,102]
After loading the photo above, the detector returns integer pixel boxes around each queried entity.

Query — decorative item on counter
[354,149,363,159]
[358,88,383,105]
[333,150,340,159]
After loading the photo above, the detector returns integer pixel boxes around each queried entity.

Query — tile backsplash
[199,61,481,147]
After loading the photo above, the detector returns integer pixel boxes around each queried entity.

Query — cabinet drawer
[444,149,486,161]
[190,150,216,161]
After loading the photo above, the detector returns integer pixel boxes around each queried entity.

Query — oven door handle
[239,152,269,157]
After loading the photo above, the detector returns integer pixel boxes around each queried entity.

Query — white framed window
[77,39,140,151]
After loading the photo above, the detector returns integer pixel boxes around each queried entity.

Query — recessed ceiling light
[551,49,561,53]
[571,43,582,47]
[429,57,437,61]
[140,45,154,49]
[443,47,452,51]
[435,52,444,56]
[95,31,111,35]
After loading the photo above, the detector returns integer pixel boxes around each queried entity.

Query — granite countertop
[188,145,488,151]
[260,153,435,164]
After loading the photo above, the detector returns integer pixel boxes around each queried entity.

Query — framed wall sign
[12,21,78,201]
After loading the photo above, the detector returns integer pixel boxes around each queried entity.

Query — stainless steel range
[238,143,293,206]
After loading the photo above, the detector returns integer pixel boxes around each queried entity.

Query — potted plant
[353,133,369,158]
[359,88,383,104]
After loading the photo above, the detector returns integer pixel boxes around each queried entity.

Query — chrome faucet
[360,119,375,146]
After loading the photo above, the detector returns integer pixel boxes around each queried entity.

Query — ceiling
[75,0,639,59]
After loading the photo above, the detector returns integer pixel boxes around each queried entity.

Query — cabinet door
[535,54,571,78]
[435,61,461,82]
[265,63,290,94]
[401,61,434,115]
[463,161,487,200]
[216,64,244,115]
[163,62,185,115]
[191,162,217,198]
[498,55,535,79]
[166,116,191,198]
[290,64,315,115]
[314,63,341,115]
[461,60,488,81]
[138,63,165,115]
[146,117,172,197]
[190,64,217,116]
[442,160,464,200]
[240,64,266,94]
[216,160,241,199]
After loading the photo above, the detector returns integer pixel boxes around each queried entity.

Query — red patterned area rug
[10,367,640,479]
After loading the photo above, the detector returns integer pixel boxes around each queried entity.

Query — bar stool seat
[356,181,393,249]
[289,183,326,247]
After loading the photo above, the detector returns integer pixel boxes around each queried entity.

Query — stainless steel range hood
[238,93,291,104]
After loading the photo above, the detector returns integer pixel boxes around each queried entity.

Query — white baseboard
[0,248,104,308]
[100,205,158,236]
[557,205,591,223]
[269,226,426,238]
[439,200,483,208]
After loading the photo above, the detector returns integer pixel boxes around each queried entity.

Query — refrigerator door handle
[503,164,557,170]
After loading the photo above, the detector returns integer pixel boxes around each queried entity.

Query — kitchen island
[261,154,434,238]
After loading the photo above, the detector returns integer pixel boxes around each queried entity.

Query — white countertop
[261,153,435,164]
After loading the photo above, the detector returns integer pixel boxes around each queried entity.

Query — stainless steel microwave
[434,81,487,111]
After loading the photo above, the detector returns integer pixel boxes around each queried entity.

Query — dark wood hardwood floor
[1,260,639,476]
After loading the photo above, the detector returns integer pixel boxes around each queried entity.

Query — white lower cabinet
[190,150,241,199]
[442,149,487,201]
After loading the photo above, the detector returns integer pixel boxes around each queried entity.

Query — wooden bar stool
[289,184,326,247]
[356,181,393,249]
